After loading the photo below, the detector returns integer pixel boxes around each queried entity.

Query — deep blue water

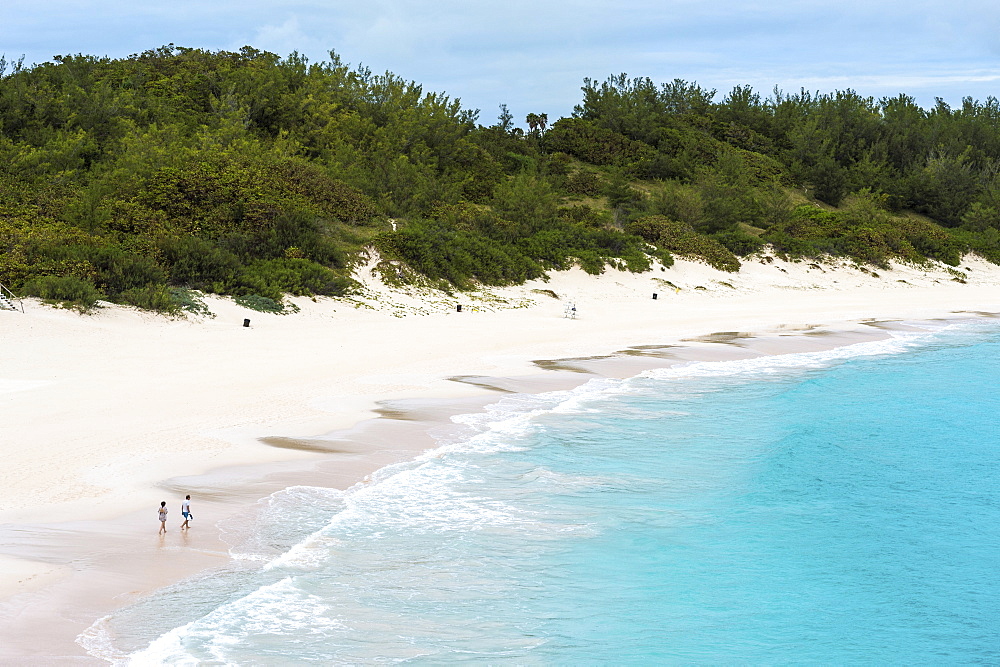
[94,321,1000,664]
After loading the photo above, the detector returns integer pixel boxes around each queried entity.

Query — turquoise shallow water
[94,321,1000,664]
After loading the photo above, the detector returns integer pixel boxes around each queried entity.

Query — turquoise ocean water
[89,320,1000,664]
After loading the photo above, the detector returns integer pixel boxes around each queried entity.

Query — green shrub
[376,216,655,288]
[158,235,240,290]
[80,246,166,296]
[955,227,1000,263]
[277,160,378,223]
[896,218,963,266]
[575,250,605,275]
[544,118,656,169]
[235,294,285,313]
[234,258,355,300]
[382,220,543,287]
[545,152,573,176]
[763,201,965,267]
[556,204,612,227]
[626,215,741,271]
[652,248,675,267]
[22,275,102,310]
[118,284,179,313]
[168,287,214,317]
[713,228,765,256]
[564,170,604,197]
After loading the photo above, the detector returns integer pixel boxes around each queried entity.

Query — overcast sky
[3,1,1000,125]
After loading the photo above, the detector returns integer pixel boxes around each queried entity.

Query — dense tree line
[0,47,997,312]
[557,75,1000,266]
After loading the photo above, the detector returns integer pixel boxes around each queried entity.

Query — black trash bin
[456,304,462,312]
[653,293,658,300]
[243,318,251,327]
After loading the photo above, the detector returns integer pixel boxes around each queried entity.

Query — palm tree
[526,113,540,134]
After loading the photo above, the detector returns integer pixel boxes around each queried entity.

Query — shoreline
[4,323,904,662]
[1,255,999,660]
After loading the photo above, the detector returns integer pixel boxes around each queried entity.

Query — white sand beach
[1,252,998,661]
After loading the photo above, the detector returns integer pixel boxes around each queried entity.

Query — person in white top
[181,495,192,530]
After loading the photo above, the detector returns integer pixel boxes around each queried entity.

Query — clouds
[2,0,1000,121]
[245,15,327,59]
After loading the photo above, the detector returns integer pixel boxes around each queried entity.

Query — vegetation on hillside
[2,47,999,312]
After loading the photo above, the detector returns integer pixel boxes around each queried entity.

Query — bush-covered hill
[1,47,998,312]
